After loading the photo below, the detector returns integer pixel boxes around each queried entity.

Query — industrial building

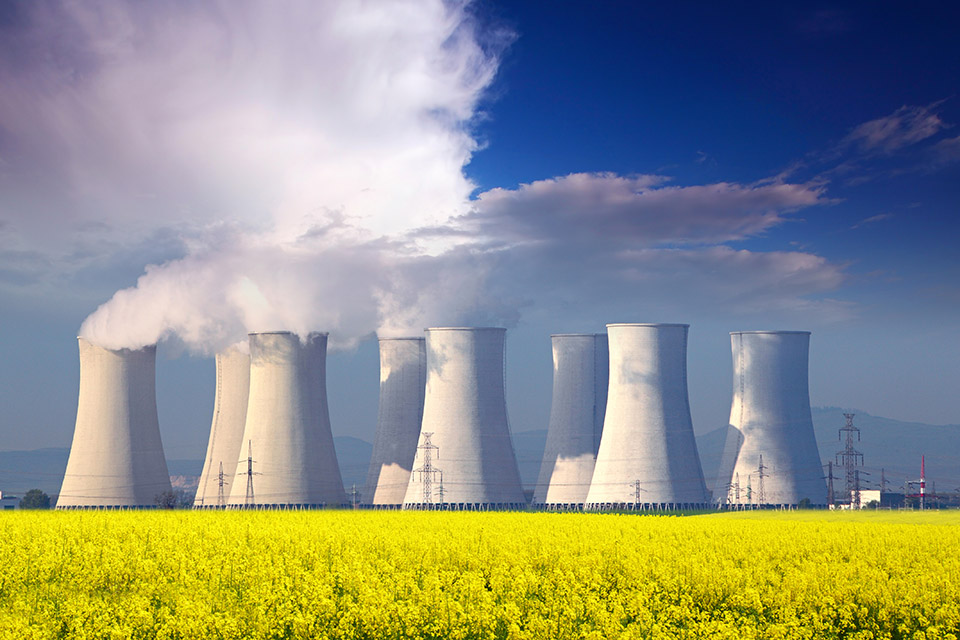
[717,331,827,507]
[534,333,608,509]
[402,327,526,510]
[57,339,172,508]
[226,332,345,508]
[363,337,426,507]
[586,324,709,510]
[194,347,250,508]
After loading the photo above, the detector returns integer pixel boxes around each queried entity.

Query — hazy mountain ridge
[698,408,960,495]
[2,409,956,499]
[0,437,374,499]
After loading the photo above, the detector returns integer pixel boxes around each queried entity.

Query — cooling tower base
[586,502,713,511]
[56,505,166,511]
[402,502,527,511]
[225,503,348,511]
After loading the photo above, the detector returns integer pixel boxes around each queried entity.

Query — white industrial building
[58,339,172,508]
[194,347,250,508]
[403,327,526,510]
[363,337,427,507]
[227,332,345,508]
[586,324,709,510]
[717,331,827,507]
[534,333,608,509]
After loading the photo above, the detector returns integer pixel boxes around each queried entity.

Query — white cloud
[468,238,851,326]
[839,103,947,155]
[850,213,894,230]
[930,135,960,166]
[459,172,828,247]
[0,0,501,249]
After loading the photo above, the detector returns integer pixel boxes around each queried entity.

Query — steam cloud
[1,1,849,353]
[12,0,511,352]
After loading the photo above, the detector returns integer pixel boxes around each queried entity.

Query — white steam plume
[29,0,511,350]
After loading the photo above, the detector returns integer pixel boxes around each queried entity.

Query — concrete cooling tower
[363,337,426,507]
[586,324,709,509]
[57,339,172,508]
[194,347,250,508]
[717,331,827,507]
[402,327,526,510]
[534,334,608,509]
[227,332,345,508]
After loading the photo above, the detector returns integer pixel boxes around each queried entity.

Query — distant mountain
[0,436,373,500]
[0,447,68,497]
[697,408,960,495]
[4,410,956,501]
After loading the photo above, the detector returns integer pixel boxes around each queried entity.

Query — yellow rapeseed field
[1,510,958,639]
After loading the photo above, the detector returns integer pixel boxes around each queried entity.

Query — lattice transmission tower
[412,432,442,506]
[836,413,864,504]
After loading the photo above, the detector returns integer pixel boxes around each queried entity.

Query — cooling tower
[194,347,250,508]
[363,337,426,507]
[586,324,709,509]
[717,331,827,507]
[57,338,172,508]
[226,332,345,507]
[534,334,608,508]
[402,327,525,509]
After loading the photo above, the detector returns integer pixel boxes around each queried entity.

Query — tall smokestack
[717,331,827,506]
[403,327,525,509]
[194,347,250,508]
[363,337,426,507]
[586,323,708,509]
[534,333,608,508]
[57,338,172,508]
[227,332,345,507]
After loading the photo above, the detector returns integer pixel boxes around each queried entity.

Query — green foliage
[154,489,195,509]
[1,510,959,638]
[17,489,50,510]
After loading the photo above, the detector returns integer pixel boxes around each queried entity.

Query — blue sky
[0,1,958,461]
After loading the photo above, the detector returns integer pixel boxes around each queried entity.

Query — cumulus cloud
[612,246,848,314]
[452,173,828,247]
[465,231,850,326]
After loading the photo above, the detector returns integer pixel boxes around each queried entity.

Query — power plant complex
[57,324,830,510]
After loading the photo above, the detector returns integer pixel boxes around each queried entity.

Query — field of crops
[1,510,959,639]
